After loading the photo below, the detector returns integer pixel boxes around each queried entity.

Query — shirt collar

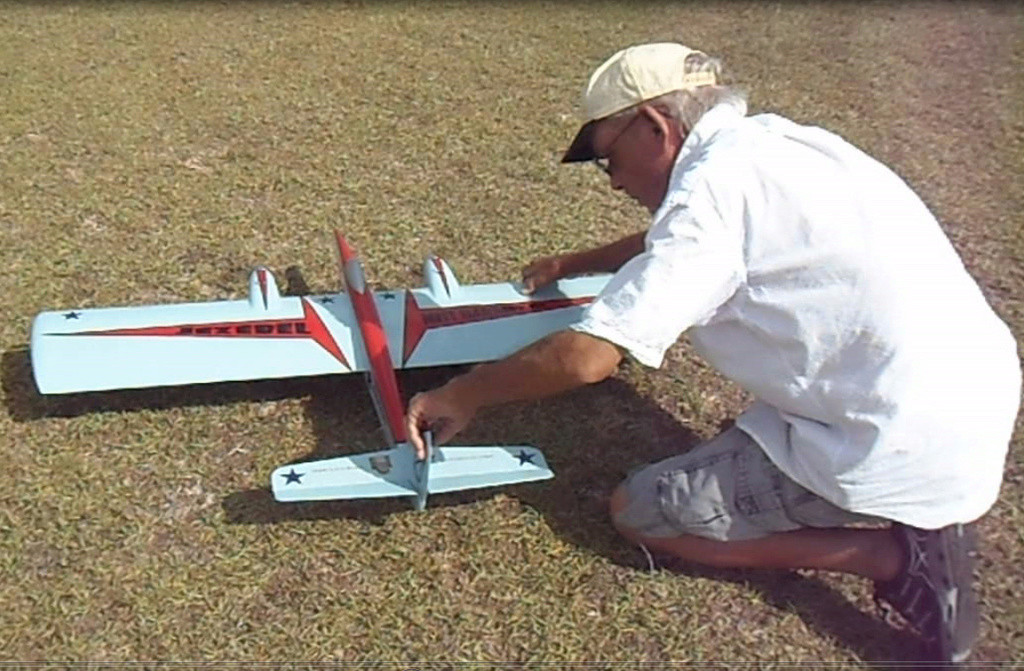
[650,104,744,222]
[673,103,745,170]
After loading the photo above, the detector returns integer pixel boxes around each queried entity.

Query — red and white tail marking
[257,268,269,309]
[431,256,452,297]
[335,231,408,444]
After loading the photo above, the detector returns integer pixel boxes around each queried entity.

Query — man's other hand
[522,255,568,294]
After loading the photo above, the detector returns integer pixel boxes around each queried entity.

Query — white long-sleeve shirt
[572,104,1020,528]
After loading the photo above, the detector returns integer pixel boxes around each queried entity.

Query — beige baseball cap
[561,42,718,163]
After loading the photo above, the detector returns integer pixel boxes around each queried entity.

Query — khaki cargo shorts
[614,426,882,542]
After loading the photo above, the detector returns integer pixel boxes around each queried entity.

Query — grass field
[2,1,1023,667]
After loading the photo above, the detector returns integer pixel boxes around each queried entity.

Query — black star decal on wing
[382,292,397,300]
[515,449,536,466]
[282,468,304,484]
[318,296,334,304]
[63,311,81,319]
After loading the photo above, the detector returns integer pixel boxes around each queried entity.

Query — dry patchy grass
[1,1,1022,667]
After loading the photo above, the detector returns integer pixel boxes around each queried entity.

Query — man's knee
[608,483,637,539]
[610,481,684,551]
[609,481,680,546]
[609,481,747,567]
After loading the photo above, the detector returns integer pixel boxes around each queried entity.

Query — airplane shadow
[220,366,911,665]
[3,283,910,666]
[3,342,911,663]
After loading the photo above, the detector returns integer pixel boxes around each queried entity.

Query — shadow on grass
[499,379,913,665]
[657,563,912,666]
[221,368,910,665]
[4,342,910,664]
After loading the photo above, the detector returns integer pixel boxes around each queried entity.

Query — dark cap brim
[560,119,598,163]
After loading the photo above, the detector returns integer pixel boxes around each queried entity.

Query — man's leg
[610,425,980,664]
[609,484,902,581]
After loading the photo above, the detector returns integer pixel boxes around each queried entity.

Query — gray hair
[611,51,747,134]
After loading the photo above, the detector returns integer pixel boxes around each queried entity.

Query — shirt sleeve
[571,182,745,368]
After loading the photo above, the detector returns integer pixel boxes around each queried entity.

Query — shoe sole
[916,523,979,663]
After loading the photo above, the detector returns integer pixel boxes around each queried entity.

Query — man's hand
[405,330,622,460]
[406,383,479,460]
[522,233,646,294]
[522,254,569,294]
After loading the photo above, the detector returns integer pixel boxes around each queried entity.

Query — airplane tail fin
[423,255,461,302]
[248,267,281,310]
[271,434,552,510]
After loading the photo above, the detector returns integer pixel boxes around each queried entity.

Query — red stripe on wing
[402,294,593,365]
[51,298,351,369]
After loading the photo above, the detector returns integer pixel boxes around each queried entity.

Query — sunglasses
[592,113,642,175]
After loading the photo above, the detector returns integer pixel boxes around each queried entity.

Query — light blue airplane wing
[31,261,610,395]
[271,440,553,508]
[31,267,370,394]
[389,262,609,370]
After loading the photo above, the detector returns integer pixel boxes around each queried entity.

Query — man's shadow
[239,372,911,664]
[1,352,911,663]
[3,266,910,665]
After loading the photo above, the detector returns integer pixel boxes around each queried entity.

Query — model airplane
[31,231,610,509]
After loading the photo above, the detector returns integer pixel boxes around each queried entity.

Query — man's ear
[640,104,685,151]
[639,104,673,139]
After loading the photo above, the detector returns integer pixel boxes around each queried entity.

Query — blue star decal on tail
[515,449,536,466]
[282,468,304,484]
[63,311,81,319]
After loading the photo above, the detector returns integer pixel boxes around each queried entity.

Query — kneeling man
[406,42,1021,665]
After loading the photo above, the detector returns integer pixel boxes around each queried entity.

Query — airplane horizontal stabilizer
[271,442,553,507]
[426,446,553,494]
[271,447,418,502]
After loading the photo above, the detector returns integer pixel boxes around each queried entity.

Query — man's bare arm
[564,231,647,274]
[405,330,622,457]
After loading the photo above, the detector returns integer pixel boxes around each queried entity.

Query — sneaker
[873,522,979,664]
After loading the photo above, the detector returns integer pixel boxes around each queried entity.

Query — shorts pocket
[656,456,733,540]
[780,477,879,529]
